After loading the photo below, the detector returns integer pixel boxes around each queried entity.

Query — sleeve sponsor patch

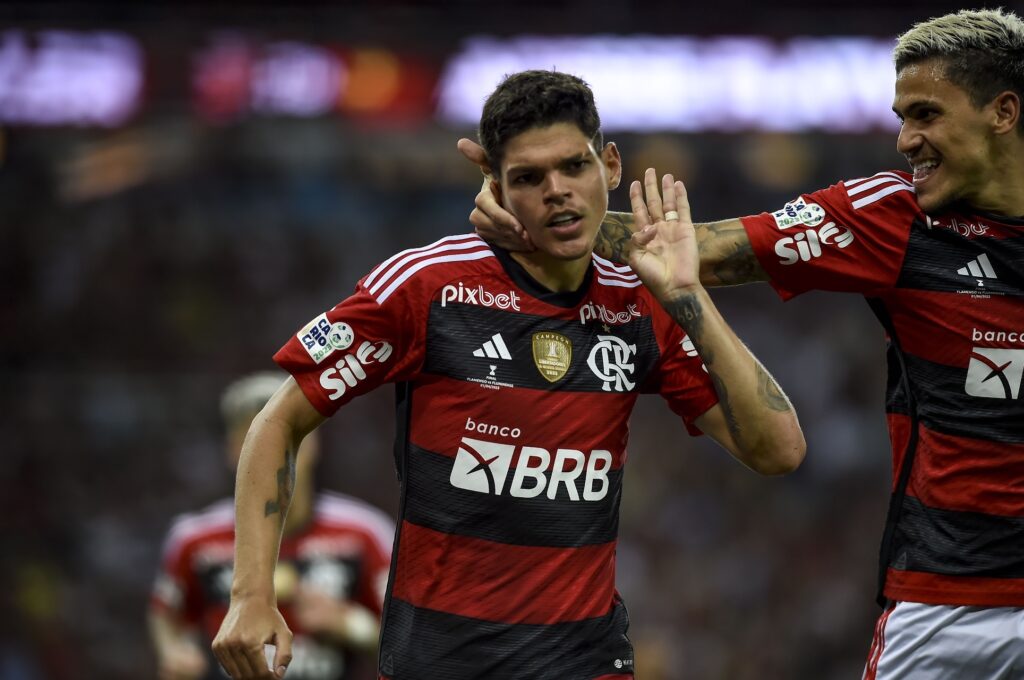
[298,313,356,365]
[772,198,826,230]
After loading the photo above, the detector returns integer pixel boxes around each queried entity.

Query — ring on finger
[664,210,679,221]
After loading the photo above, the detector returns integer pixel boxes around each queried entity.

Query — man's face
[894,58,1000,213]
[496,122,621,262]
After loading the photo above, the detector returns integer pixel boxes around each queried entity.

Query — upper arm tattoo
[594,211,635,264]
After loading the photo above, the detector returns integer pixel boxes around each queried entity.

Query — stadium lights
[436,35,900,132]
[0,31,142,126]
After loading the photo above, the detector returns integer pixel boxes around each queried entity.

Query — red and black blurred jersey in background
[151,493,393,680]
[275,235,718,680]
[742,171,1024,608]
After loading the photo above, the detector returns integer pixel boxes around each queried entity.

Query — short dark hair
[894,8,1024,121]
[478,70,602,174]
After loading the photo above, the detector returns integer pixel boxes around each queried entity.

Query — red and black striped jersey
[151,492,393,680]
[741,171,1024,607]
[274,235,718,680]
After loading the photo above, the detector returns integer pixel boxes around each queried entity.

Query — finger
[643,168,664,222]
[456,138,491,175]
[630,224,658,248]
[629,180,652,230]
[272,631,293,678]
[674,180,693,224]
[234,643,265,679]
[661,173,677,218]
[212,642,242,679]
[474,184,522,233]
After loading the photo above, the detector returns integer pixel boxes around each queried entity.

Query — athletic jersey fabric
[741,171,1024,607]
[151,492,393,679]
[274,235,719,680]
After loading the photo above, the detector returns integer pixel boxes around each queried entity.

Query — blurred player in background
[464,8,1024,679]
[212,70,804,680]
[149,372,393,680]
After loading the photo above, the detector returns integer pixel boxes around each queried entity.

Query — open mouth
[547,212,582,230]
[912,159,940,184]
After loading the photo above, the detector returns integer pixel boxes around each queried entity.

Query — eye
[567,159,589,173]
[511,173,536,185]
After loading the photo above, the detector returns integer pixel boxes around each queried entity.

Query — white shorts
[863,601,1024,679]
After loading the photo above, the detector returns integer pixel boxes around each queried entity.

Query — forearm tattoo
[756,363,792,412]
[264,449,296,521]
[698,222,766,285]
[710,371,742,444]
[663,292,705,341]
[594,212,635,264]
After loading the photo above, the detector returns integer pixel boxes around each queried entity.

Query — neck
[509,251,591,292]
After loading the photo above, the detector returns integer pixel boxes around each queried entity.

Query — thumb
[271,632,293,678]
[457,138,491,175]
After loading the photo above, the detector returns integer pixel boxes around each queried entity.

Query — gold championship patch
[532,331,572,383]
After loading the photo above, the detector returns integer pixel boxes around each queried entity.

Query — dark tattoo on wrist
[756,364,792,412]
[595,212,635,264]
[264,449,296,521]
[663,293,705,339]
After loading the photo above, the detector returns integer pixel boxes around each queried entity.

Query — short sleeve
[274,277,427,417]
[740,172,918,300]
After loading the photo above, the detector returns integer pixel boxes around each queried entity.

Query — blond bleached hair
[220,372,284,426]
[894,8,1024,111]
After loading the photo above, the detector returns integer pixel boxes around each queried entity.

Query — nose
[542,172,571,203]
[896,121,921,157]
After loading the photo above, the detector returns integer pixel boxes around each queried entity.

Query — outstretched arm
[597,212,769,286]
[628,169,804,474]
[460,136,768,285]
[212,378,325,679]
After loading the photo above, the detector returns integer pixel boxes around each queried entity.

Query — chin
[914,187,954,215]
[549,240,595,261]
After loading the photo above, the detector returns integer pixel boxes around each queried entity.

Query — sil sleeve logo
[965,348,1024,399]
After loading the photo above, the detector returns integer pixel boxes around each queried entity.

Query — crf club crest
[532,331,572,382]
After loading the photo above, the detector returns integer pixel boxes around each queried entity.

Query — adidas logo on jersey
[449,437,611,501]
[473,333,512,360]
[956,253,997,286]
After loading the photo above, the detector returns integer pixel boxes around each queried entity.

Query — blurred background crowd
[1,0,990,678]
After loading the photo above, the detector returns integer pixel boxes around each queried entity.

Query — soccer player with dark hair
[150,372,393,680]
[465,9,1024,678]
[212,70,805,679]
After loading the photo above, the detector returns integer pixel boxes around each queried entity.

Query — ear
[992,90,1021,135]
[602,142,622,191]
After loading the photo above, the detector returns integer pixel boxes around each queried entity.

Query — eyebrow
[892,99,939,117]
[506,152,590,175]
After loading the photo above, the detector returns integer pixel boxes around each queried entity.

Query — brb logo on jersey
[319,340,393,400]
[440,282,521,311]
[775,222,855,266]
[587,335,636,392]
[449,437,611,501]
